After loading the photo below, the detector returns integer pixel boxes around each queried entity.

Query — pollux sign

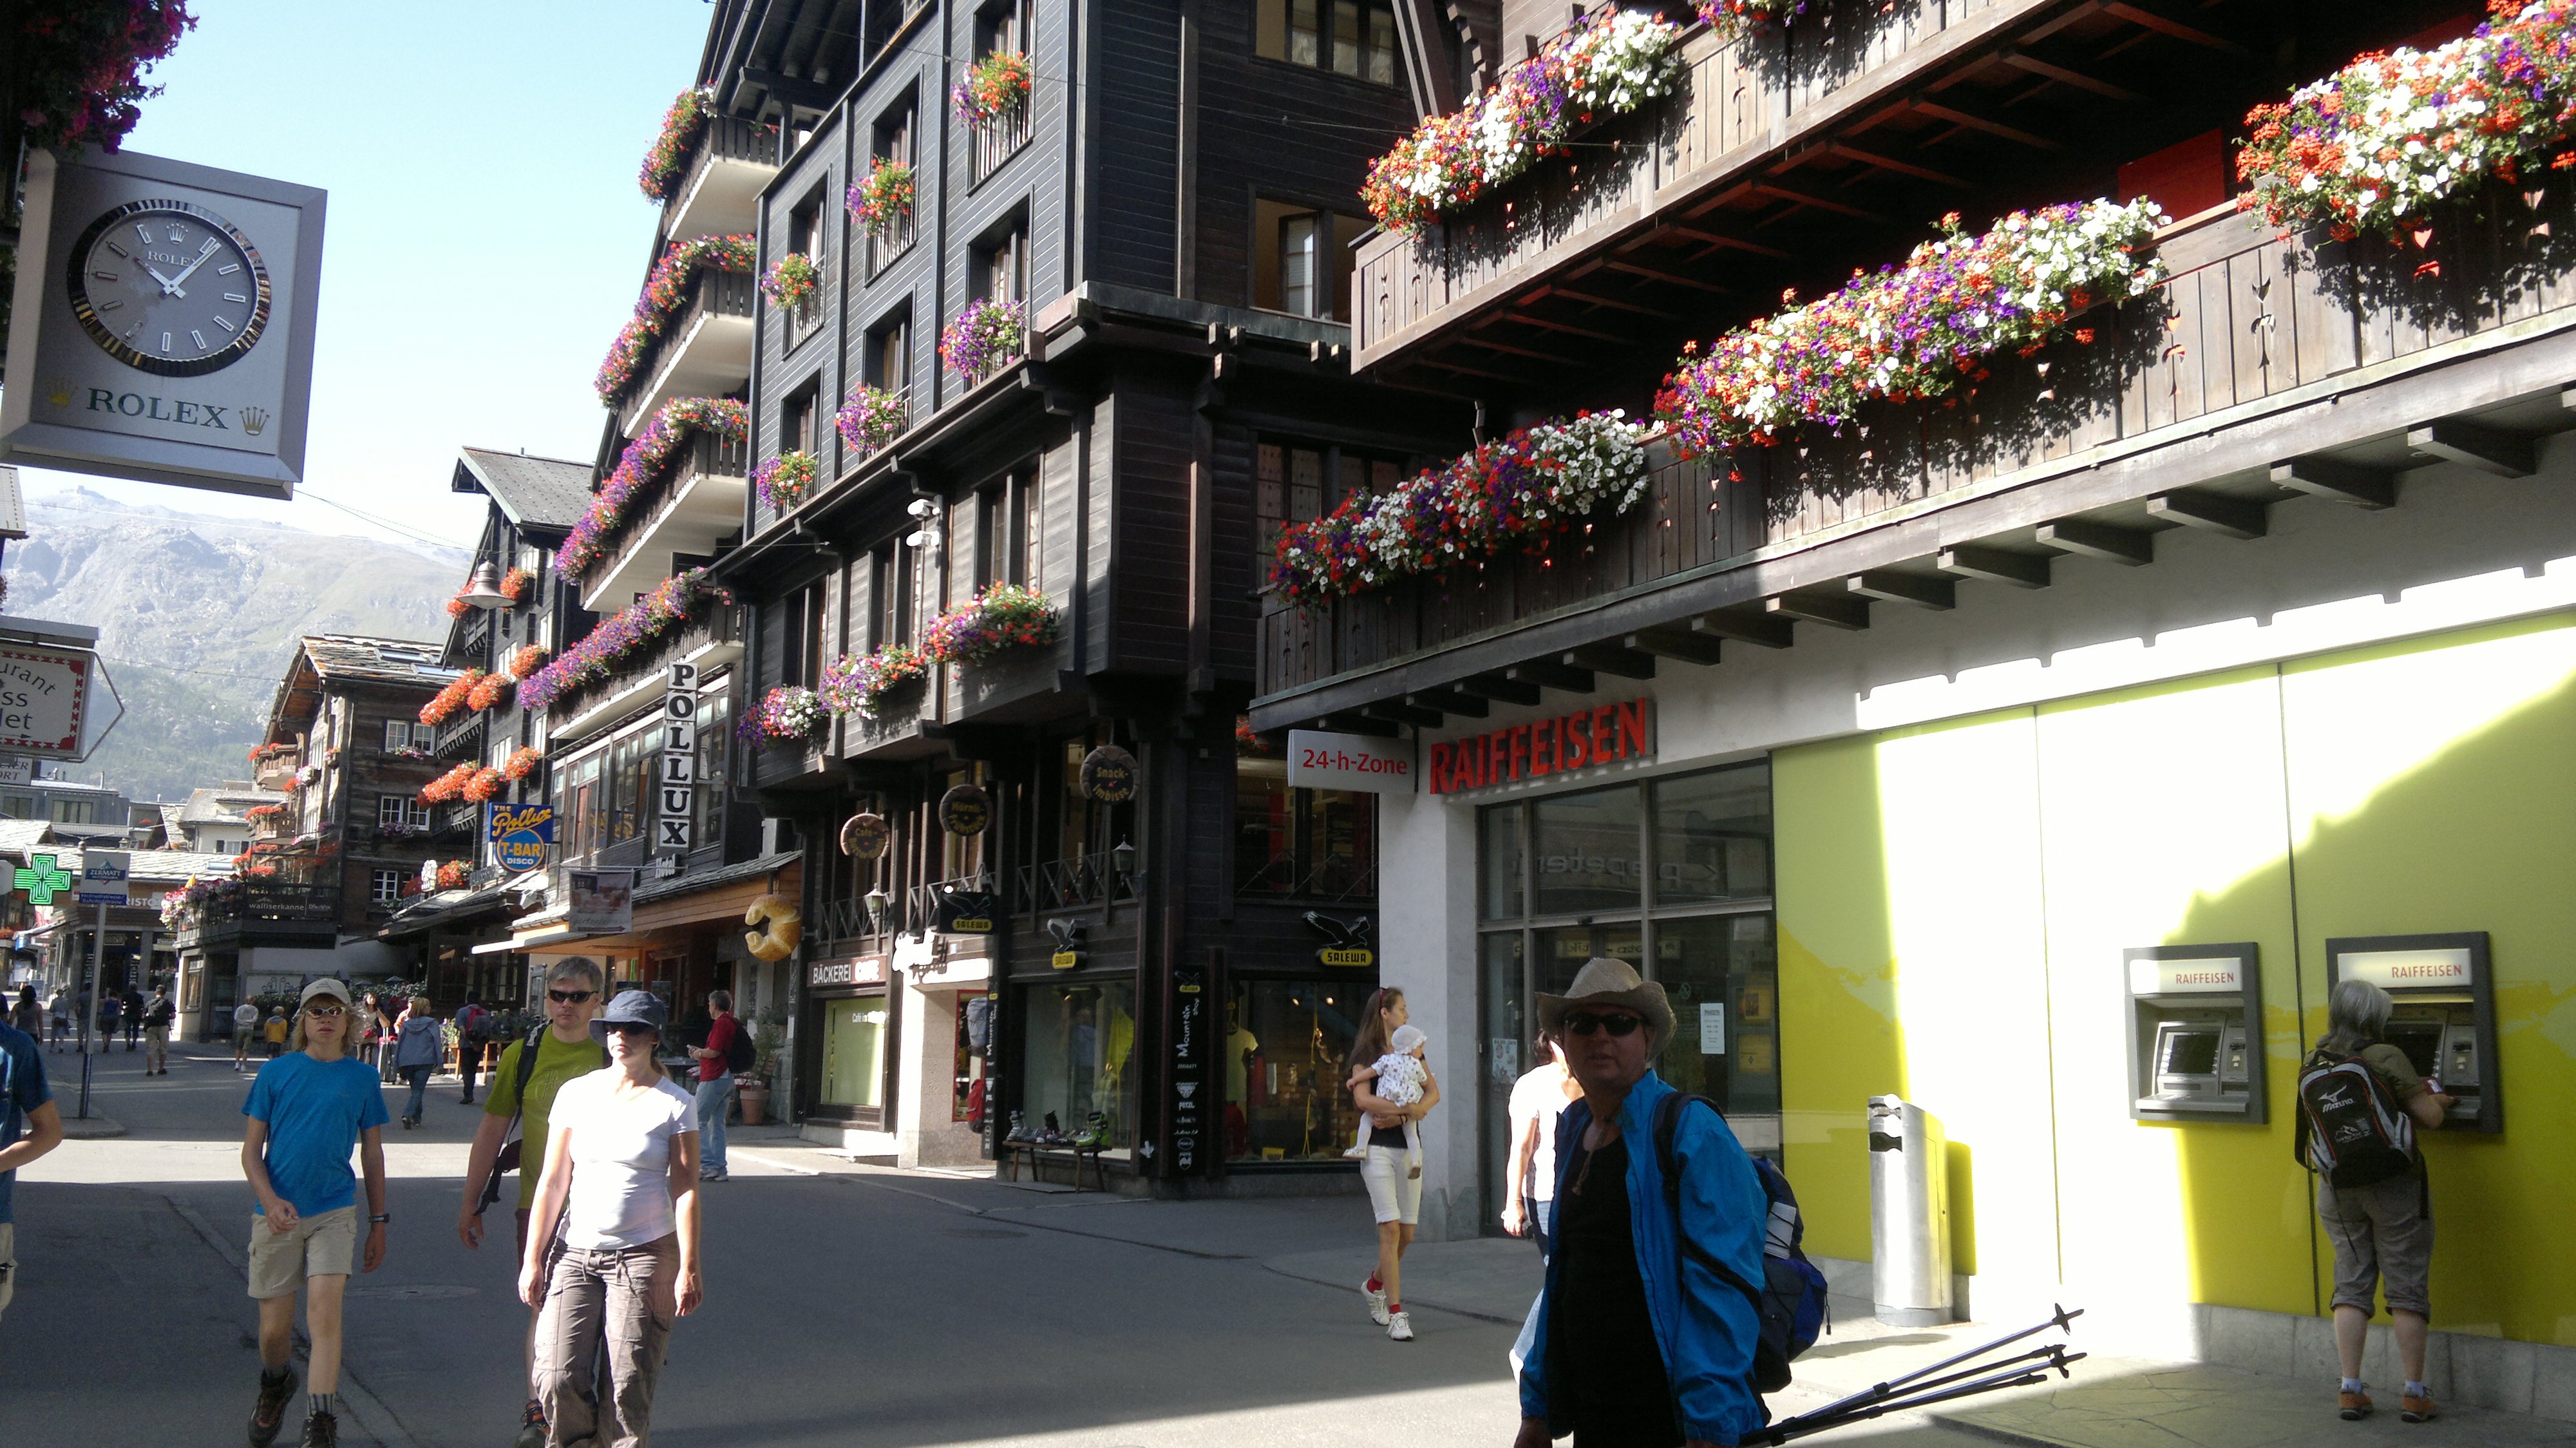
[1428,698,1653,795]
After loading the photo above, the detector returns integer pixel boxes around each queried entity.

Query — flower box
[555,398,748,578]
[639,86,715,202]
[952,52,1032,128]
[939,297,1025,382]
[754,450,820,513]
[920,583,1059,664]
[821,644,929,719]
[847,158,915,239]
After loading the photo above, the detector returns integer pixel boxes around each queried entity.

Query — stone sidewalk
[731,1134,2576,1448]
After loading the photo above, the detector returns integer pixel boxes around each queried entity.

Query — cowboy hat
[1535,957,1674,1046]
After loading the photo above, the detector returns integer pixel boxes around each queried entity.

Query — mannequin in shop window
[1224,1005,1257,1158]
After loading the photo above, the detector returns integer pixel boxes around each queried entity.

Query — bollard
[1867,1094,1951,1327]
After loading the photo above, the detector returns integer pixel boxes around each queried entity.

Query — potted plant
[737,1003,789,1125]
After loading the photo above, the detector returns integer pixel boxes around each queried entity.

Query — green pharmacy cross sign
[14,854,73,905]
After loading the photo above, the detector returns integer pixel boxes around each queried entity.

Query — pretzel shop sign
[1428,698,1653,796]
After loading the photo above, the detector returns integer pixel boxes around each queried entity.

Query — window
[694,685,732,846]
[382,720,428,752]
[780,583,826,689]
[972,220,1028,307]
[1235,755,1376,898]
[608,728,652,844]
[50,797,96,825]
[1472,761,1779,1219]
[865,309,911,392]
[868,99,918,271]
[1253,200,1364,321]
[969,0,1036,178]
[954,989,991,1122]
[1018,979,1137,1149]
[1021,470,1043,586]
[782,186,829,342]
[377,795,424,829]
[781,378,821,461]
[1223,978,1366,1163]
[1255,439,1404,569]
[218,839,243,856]
[372,869,405,905]
[1258,0,1397,84]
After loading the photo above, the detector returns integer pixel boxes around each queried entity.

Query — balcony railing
[812,896,891,952]
[909,872,999,933]
[614,267,757,426]
[432,802,480,838]
[1264,195,2576,707]
[662,115,781,242]
[865,208,916,278]
[1236,853,1376,902]
[577,428,750,609]
[968,103,1031,186]
[544,602,745,730]
[433,709,486,761]
[178,881,341,944]
[1011,855,1136,915]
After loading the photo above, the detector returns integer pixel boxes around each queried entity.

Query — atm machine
[2123,943,2266,1123]
[2327,932,2499,1134]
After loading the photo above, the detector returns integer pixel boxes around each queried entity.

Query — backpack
[477,1025,611,1215]
[1652,1092,1830,1395]
[723,1018,755,1074]
[2295,1047,2416,1188]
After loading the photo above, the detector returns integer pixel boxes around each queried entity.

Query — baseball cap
[298,978,352,1007]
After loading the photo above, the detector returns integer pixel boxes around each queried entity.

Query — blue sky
[17,0,716,551]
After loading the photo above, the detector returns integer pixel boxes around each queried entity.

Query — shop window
[1531,784,1644,915]
[1479,805,1526,920]
[1650,763,1771,905]
[819,994,890,1109]
[1235,755,1377,897]
[1258,0,1397,84]
[1018,979,1138,1148]
[1651,915,1779,1116]
[955,989,992,1122]
[1223,978,1365,1163]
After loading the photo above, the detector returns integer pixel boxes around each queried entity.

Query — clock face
[64,198,274,377]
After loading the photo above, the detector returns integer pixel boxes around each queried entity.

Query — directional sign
[13,853,71,905]
[75,849,131,906]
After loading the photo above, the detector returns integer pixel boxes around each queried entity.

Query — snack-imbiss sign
[1429,698,1652,795]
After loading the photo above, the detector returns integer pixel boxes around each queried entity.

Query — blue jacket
[1519,1070,1769,1445]
[392,1017,444,1069]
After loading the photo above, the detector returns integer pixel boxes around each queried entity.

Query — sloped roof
[179,783,282,824]
[0,820,55,856]
[301,634,453,685]
[454,449,593,531]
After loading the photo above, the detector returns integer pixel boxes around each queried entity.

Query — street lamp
[1110,839,1136,891]
[459,560,511,610]
[863,884,889,933]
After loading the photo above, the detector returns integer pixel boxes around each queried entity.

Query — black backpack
[723,1020,755,1074]
[2295,1047,2417,1188]
[1647,1092,1831,1394]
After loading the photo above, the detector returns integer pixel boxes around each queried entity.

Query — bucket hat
[1535,957,1673,1047]
[589,989,668,1044]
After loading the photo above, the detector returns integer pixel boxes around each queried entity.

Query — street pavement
[6,1043,2568,1448]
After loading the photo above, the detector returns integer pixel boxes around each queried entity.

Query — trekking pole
[1781,1303,2084,1428]
[1756,1351,2087,1445]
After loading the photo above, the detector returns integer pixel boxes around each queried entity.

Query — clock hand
[142,263,183,296]
[164,238,222,294]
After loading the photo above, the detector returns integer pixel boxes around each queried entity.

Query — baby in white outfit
[1343,1024,1428,1172]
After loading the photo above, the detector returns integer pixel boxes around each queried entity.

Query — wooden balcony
[1350,0,2268,386]
[577,429,751,613]
[1256,196,2576,721]
[661,114,781,245]
[433,709,486,761]
[615,267,757,433]
[545,602,746,742]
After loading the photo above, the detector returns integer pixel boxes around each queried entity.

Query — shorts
[2318,1173,2433,1319]
[144,1025,169,1044]
[1360,1145,1422,1226]
[0,1221,17,1324]
[246,1206,357,1299]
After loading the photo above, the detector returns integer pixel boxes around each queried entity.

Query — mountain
[4,488,467,805]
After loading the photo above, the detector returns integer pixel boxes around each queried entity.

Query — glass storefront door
[1651,914,1781,1118]
[819,995,889,1113]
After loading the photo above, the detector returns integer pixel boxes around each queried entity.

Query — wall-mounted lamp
[863,885,889,931]
[1110,839,1137,887]
[460,560,511,610]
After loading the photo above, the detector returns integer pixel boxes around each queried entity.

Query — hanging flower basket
[835,384,907,459]
[762,252,822,309]
[1268,411,1656,605]
[420,672,481,727]
[952,50,1032,128]
[462,767,506,804]
[1235,716,1276,757]
[847,158,916,238]
[502,747,544,783]
[595,234,759,403]
[754,450,820,513]
[2236,2,2576,242]
[1696,0,1804,37]
[820,644,929,719]
[555,398,748,577]
[1653,198,2168,455]
[920,583,1060,665]
[467,672,514,712]
[500,567,533,605]
[520,569,735,711]
[639,86,716,201]
[444,595,470,619]
[419,763,477,805]
[938,297,1025,381]
[504,644,549,681]
[1361,8,1685,234]
[249,742,293,765]
[740,685,829,748]
[435,860,473,891]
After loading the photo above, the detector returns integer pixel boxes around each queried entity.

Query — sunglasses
[601,1020,658,1036]
[303,1004,347,1020]
[547,989,596,1004]
[1561,1010,1644,1038]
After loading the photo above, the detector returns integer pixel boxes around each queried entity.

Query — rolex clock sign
[1,149,326,499]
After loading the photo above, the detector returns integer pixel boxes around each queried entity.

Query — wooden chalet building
[1241,0,2576,1398]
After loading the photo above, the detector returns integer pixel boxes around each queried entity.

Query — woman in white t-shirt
[520,990,702,1447]
[1503,1031,1579,1377]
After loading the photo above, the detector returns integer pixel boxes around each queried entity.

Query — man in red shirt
[687,991,741,1182]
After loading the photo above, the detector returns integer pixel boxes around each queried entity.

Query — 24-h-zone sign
[657,663,700,855]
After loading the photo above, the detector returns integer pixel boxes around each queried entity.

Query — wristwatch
[369,1214,392,1224]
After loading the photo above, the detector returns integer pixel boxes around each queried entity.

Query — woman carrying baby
[1349,987,1440,1342]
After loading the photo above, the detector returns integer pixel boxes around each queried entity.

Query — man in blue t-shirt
[241,979,389,1448]
[0,1014,64,1326]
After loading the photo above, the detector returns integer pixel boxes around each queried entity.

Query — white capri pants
[1359,1145,1421,1225]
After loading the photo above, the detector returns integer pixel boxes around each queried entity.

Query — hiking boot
[1362,1278,1389,1326]
[2340,1389,2374,1421]
[247,1367,297,1447]
[1387,1309,1415,1342]
[515,1398,548,1448]
[2401,1393,2437,1423]
[299,1409,337,1448]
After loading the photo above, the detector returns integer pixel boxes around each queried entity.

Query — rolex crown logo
[241,406,270,437]
[45,379,72,409]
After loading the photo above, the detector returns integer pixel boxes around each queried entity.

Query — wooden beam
[1692,609,1795,649]
[1503,312,1624,345]
[1419,357,1544,385]
[1997,48,2139,101]
[1602,259,1728,294]
[1410,688,1488,718]
[2036,519,2154,566]
[1909,101,2065,151]
[1364,700,1446,727]
[2146,491,2269,539]
[2270,458,2396,510]
[1536,285,1665,319]
[1318,712,1401,738]
[1625,627,1725,665]
[1938,546,2052,588]
[1824,142,1971,188]
[1458,671,1542,706]
[1847,571,1956,609]
[1458,334,1563,362]
[2407,420,2537,478]
[2103,1,2248,53]
[1508,659,1596,694]
[1765,593,1870,631]
[1660,225,1792,261]
[1750,184,1886,223]
[1565,644,1657,680]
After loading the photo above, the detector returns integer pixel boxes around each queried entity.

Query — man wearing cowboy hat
[1515,958,1770,1448]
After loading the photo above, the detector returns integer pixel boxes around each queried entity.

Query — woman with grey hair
[2306,978,2456,1424]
